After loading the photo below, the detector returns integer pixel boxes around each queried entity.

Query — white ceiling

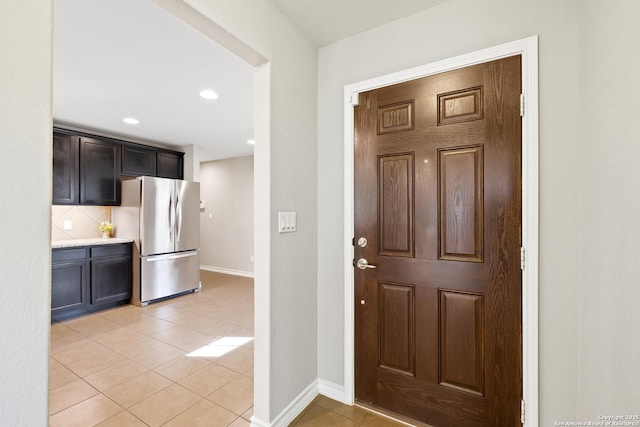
[53,0,254,161]
[53,0,447,161]
[269,0,449,46]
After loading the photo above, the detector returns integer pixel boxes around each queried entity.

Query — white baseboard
[249,416,270,427]
[200,264,254,278]
[318,378,346,404]
[249,378,354,426]
[251,379,319,427]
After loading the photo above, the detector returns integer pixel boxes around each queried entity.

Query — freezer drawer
[140,250,199,303]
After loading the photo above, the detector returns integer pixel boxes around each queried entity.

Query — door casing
[342,36,539,427]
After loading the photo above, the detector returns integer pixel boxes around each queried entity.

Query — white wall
[0,0,52,424]
[11,0,640,424]
[181,143,194,181]
[152,0,319,423]
[317,0,583,424]
[578,0,640,418]
[200,156,254,276]
[2,0,317,424]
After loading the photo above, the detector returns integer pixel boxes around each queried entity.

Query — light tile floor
[291,396,406,426]
[49,271,405,426]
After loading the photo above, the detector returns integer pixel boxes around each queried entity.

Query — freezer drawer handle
[146,252,198,262]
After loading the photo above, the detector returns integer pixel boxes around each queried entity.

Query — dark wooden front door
[354,56,522,426]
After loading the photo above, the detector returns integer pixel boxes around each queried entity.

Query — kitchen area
[51,127,201,321]
[51,0,255,325]
[49,1,256,425]
[49,128,255,425]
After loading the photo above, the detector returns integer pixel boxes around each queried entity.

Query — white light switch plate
[278,212,296,233]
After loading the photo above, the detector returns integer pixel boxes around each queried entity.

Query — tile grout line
[50,273,256,426]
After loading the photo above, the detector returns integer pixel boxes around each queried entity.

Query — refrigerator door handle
[176,191,182,243]
[146,251,198,262]
[169,192,174,242]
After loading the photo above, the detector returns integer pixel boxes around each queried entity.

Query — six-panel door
[354,56,523,426]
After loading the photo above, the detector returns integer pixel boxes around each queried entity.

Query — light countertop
[52,238,133,249]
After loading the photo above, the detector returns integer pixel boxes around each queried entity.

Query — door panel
[439,289,485,396]
[156,151,183,179]
[141,176,174,256]
[378,101,415,134]
[378,282,415,376]
[378,154,414,257]
[174,180,200,252]
[91,256,132,306]
[52,132,79,204]
[80,137,121,205]
[51,261,87,311]
[439,145,483,262]
[122,144,156,176]
[354,56,522,426]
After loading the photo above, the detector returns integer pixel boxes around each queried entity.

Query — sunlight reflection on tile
[187,337,254,358]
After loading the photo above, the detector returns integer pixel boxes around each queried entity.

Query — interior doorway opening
[50,0,271,423]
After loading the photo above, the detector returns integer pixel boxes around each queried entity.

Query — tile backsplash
[52,206,111,240]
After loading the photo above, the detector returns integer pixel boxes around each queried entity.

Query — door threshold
[355,401,434,427]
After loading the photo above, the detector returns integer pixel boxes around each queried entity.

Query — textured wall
[0,0,53,424]
[577,0,640,418]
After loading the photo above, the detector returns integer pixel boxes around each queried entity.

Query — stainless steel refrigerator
[113,176,200,306]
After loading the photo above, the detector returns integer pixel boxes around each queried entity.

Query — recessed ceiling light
[247,139,255,145]
[199,89,219,100]
[123,117,139,125]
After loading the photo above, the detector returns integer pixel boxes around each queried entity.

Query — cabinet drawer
[90,243,131,258]
[52,247,87,262]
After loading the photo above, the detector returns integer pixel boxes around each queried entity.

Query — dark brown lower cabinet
[51,243,132,322]
[90,244,132,306]
[51,248,88,320]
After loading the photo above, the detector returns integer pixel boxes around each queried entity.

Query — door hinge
[521,399,526,424]
[520,247,525,270]
[350,92,360,106]
[520,93,525,117]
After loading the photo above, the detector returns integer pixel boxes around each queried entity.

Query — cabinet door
[91,254,132,305]
[80,137,121,205]
[156,151,183,179]
[52,132,79,204]
[51,260,88,315]
[122,144,156,176]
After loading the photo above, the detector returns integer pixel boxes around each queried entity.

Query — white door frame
[342,36,539,427]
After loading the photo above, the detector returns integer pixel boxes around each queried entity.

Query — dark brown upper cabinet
[53,128,184,205]
[121,144,156,177]
[156,151,184,179]
[79,137,121,205]
[52,132,80,204]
